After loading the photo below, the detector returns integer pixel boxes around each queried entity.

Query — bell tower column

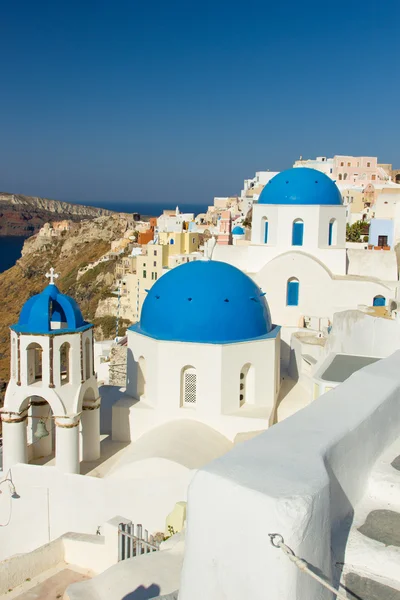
[81,397,101,462]
[1,410,28,472]
[55,415,80,474]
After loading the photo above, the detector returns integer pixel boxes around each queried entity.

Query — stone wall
[109,346,127,386]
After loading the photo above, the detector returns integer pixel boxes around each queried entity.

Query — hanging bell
[34,419,49,439]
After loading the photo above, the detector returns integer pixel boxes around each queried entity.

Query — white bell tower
[1,269,101,474]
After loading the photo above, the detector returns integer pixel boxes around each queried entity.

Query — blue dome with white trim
[258,168,342,206]
[12,283,89,334]
[232,225,245,235]
[130,260,273,344]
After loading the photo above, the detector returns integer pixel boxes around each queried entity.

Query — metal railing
[118,522,160,561]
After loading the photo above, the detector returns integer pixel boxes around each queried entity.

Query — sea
[0,200,209,274]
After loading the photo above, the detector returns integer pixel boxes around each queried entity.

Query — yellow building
[158,231,200,255]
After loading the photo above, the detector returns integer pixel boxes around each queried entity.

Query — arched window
[292,219,304,246]
[338,174,343,181]
[11,338,17,379]
[138,356,146,398]
[262,218,269,244]
[239,363,255,406]
[373,295,386,307]
[181,366,197,407]
[60,342,70,384]
[27,343,43,384]
[328,218,337,246]
[170,239,174,245]
[343,173,348,180]
[85,338,91,380]
[287,278,299,306]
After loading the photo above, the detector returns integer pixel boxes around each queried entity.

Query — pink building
[217,210,232,245]
[333,156,385,184]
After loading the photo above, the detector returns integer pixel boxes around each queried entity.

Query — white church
[214,167,398,329]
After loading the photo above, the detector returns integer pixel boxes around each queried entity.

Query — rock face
[0,192,114,236]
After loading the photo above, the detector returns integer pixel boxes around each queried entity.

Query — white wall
[347,248,398,280]
[179,351,400,600]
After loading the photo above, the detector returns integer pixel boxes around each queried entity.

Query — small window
[371,174,376,181]
[143,270,147,278]
[373,295,386,306]
[287,278,299,306]
[154,250,157,256]
[154,272,158,280]
[367,162,371,167]
[347,162,351,167]
[153,261,157,267]
[292,220,304,246]
[170,239,174,245]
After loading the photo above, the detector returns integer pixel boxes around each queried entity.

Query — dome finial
[45,267,59,285]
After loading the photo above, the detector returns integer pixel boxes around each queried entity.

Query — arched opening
[60,342,70,384]
[292,219,304,246]
[138,356,146,398]
[85,338,91,380]
[27,343,43,384]
[338,173,343,181]
[11,338,17,380]
[240,363,255,406]
[287,278,299,306]
[181,366,197,408]
[170,239,174,245]
[262,217,269,244]
[328,218,338,246]
[27,396,54,464]
[373,295,386,307]
[343,173,348,180]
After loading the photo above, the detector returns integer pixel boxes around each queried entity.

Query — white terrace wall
[179,351,400,600]
[0,464,190,562]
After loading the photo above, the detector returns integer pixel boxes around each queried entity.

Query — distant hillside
[0,192,115,236]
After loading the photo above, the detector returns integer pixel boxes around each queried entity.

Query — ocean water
[0,236,26,273]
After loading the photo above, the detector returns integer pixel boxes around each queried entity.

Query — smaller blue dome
[12,284,89,334]
[258,168,343,206]
[232,226,245,235]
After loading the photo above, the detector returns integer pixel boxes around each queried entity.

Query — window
[192,237,195,243]
[357,162,360,167]
[85,338,91,380]
[60,342,70,384]
[239,363,255,406]
[367,162,371,168]
[138,356,146,397]
[153,261,157,267]
[287,278,299,306]
[143,270,147,278]
[372,174,376,181]
[343,173,348,180]
[373,295,386,307]
[27,343,43,384]
[338,174,343,181]
[262,218,269,244]
[347,162,351,167]
[292,219,304,246]
[340,162,344,167]
[328,218,337,246]
[170,239,174,245]
[154,272,158,280]
[154,250,157,256]
[181,366,197,407]
[378,235,388,247]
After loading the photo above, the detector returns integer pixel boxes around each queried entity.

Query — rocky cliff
[0,192,114,236]
[0,213,132,388]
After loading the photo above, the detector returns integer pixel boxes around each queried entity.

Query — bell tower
[1,269,101,474]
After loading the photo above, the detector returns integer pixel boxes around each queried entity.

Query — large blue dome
[258,168,342,206]
[12,284,89,334]
[130,260,273,344]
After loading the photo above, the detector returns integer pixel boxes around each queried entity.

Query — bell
[34,419,49,439]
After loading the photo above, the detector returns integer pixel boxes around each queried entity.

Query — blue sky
[1,0,399,208]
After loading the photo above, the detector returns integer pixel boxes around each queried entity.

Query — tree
[346,221,365,242]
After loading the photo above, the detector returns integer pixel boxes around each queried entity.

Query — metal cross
[45,267,59,285]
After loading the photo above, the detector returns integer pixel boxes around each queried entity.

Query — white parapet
[179,351,400,600]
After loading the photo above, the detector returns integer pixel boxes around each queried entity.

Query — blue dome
[130,260,273,344]
[258,168,342,206]
[232,226,245,235]
[12,284,89,334]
